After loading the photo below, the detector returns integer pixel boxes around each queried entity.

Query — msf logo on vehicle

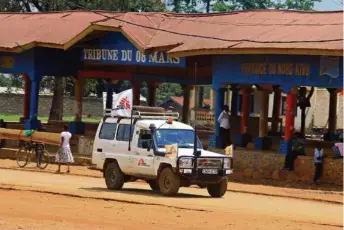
[138,159,149,167]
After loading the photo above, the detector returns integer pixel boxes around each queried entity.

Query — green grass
[0,114,102,123]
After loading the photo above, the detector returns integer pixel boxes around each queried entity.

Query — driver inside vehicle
[138,131,152,149]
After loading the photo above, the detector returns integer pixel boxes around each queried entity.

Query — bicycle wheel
[39,150,50,169]
[16,147,29,168]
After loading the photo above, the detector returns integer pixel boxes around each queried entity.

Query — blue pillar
[214,88,225,148]
[24,79,40,130]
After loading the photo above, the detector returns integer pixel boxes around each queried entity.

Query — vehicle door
[92,121,117,168]
[131,129,155,176]
[115,123,136,174]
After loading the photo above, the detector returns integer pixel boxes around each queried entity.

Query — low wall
[0,93,103,117]
[229,150,343,186]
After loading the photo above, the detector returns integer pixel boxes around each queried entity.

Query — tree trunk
[48,77,64,122]
[206,0,211,13]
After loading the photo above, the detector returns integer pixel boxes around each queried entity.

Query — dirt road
[0,168,342,230]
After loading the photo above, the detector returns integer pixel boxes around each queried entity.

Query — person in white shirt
[55,125,74,173]
[313,144,324,185]
[217,105,231,148]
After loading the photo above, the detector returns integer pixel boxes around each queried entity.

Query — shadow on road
[79,187,211,199]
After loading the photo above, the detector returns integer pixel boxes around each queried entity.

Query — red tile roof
[171,96,211,106]
[171,96,184,106]
[0,10,342,56]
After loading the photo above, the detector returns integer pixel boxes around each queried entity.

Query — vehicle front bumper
[177,168,232,184]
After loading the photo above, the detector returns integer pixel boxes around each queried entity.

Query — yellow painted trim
[119,30,146,54]
[168,48,343,57]
[36,42,63,49]
[63,26,96,50]
[94,25,146,53]
[91,24,146,52]
[91,24,121,32]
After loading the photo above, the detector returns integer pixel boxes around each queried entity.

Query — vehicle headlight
[223,158,231,169]
[179,158,193,168]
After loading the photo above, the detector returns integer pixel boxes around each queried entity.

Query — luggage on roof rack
[104,106,179,120]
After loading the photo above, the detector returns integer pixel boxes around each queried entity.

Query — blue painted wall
[81,32,186,68]
[213,55,343,92]
[0,50,35,77]
[0,48,81,80]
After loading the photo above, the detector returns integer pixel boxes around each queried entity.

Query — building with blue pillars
[0,11,342,156]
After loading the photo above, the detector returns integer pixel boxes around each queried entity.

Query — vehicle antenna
[128,108,134,151]
[193,62,200,157]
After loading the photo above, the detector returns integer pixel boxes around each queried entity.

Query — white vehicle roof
[136,120,193,130]
[102,117,193,131]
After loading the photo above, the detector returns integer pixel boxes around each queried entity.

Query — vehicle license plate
[202,169,218,174]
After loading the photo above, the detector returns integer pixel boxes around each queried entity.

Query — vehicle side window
[116,124,134,141]
[99,123,117,140]
[138,130,152,148]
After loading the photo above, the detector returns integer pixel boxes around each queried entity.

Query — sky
[314,0,343,10]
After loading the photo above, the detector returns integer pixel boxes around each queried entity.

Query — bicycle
[16,141,50,169]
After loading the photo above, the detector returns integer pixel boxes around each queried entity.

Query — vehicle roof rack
[104,106,180,121]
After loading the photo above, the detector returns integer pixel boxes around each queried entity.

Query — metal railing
[104,106,180,120]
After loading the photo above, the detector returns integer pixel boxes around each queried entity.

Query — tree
[0,74,10,87]
[169,0,323,13]
[281,0,321,10]
[48,77,64,122]
[156,83,183,103]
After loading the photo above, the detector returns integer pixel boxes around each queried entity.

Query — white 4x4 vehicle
[91,106,232,197]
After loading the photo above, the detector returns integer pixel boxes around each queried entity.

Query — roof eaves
[168,47,344,58]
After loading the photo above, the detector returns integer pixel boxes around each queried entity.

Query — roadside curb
[0,166,341,205]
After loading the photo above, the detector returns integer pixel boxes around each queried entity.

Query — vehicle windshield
[154,129,202,149]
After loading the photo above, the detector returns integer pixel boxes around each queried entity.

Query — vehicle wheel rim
[163,176,171,189]
[109,170,116,184]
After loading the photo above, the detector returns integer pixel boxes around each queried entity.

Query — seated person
[283,132,305,171]
[332,139,343,159]
[292,133,306,156]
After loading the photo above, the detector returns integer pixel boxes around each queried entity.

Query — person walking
[217,105,231,148]
[55,125,74,173]
[313,144,324,185]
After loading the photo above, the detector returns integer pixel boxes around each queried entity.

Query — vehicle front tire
[207,178,228,198]
[148,180,159,191]
[158,167,180,196]
[105,162,125,190]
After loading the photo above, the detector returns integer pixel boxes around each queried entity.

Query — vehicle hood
[158,148,224,158]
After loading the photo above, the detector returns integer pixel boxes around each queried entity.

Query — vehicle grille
[196,158,222,169]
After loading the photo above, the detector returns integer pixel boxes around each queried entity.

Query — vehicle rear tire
[148,180,159,191]
[16,147,29,168]
[158,167,180,196]
[207,178,228,198]
[105,162,125,190]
